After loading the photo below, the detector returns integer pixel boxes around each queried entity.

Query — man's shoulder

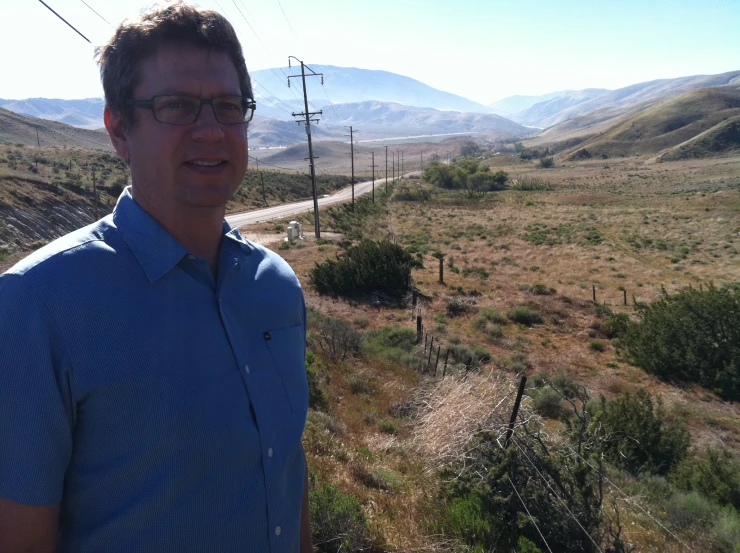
[2,217,121,282]
[245,239,301,284]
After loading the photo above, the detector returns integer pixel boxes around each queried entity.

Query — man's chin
[181,183,238,209]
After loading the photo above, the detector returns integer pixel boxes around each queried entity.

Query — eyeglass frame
[126,94,257,125]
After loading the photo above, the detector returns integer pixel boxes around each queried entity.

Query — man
[0,4,312,552]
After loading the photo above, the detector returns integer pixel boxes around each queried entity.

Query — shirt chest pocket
[264,325,308,414]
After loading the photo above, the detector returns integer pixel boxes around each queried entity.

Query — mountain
[0,98,104,129]
[0,107,112,150]
[487,91,572,116]
[249,115,331,148]
[561,87,740,159]
[250,65,491,115]
[320,101,530,139]
[520,70,740,130]
[511,89,609,126]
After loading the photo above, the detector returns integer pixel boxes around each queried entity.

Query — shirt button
[244,364,250,374]
[275,526,281,536]
[267,448,273,458]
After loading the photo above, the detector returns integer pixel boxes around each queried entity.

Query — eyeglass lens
[152,95,252,124]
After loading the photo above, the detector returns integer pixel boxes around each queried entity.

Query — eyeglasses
[127,95,256,125]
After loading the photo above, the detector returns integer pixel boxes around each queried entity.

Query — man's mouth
[188,160,226,167]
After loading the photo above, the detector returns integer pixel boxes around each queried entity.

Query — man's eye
[217,100,241,112]
[160,98,195,111]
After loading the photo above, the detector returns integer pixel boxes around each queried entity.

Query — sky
[2,0,739,105]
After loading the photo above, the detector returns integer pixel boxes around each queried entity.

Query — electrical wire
[38,0,91,43]
[562,444,696,552]
[275,0,300,45]
[507,476,555,553]
[512,439,604,553]
[78,0,114,28]
[248,154,297,172]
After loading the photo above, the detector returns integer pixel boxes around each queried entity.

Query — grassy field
[250,152,740,552]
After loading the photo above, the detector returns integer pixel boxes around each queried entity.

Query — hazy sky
[2,0,739,105]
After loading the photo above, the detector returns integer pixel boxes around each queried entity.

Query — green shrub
[712,509,740,553]
[306,351,328,411]
[530,388,567,419]
[352,315,369,329]
[309,483,370,553]
[530,283,556,295]
[539,156,555,168]
[617,285,740,401]
[308,311,363,362]
[601,313,630,338]
[446,297,477,318]
[472,308,508,329]
[507,306,544,326]
[309,239,415,298]
[591,389,690,476]
[665,490,715,531]
[347,375,374,396]
[378,419,398,435]
[589,340,605,352]
[670,447,740,510]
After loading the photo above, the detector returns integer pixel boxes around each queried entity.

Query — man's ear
[104,106,130,162]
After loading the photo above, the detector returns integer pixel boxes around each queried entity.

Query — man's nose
[191,104,224,142]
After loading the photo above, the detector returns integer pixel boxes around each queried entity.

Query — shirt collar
[113,187,252,283]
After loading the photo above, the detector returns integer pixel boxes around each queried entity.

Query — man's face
[107,42,248,215]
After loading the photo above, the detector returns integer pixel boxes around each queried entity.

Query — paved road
[225,172,418,227]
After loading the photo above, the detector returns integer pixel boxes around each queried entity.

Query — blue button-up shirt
[0,188,308,553]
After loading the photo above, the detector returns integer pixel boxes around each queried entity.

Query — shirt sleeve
[0,273,74,505]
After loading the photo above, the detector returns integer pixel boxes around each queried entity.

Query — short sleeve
[0,273,73,505]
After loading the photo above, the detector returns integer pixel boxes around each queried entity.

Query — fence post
[439,257,444,284]
[442,349,450,378]
[434,345,441,376]
[416,315,422,344]
[504,375,528,449]
[424,333,429,352]
[412,289,417,307]
[592,284,597,303]
[466,356,473,373]
[623,289,627,306]
[427,336,434,367]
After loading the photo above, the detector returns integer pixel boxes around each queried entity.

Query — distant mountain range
[3,66,740,153]
[0,107,111,150]
[250,65,491,117]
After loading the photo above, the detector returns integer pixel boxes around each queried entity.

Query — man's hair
[96,2,253,128]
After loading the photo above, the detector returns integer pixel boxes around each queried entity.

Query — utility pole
[288,56,323,238]
[385,146,388,194]
[372,152,376,202]
[392,151,395,181]
[401,151,404,178]
[345,126,356,211]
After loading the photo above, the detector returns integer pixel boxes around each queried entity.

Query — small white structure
[285,220,304,241]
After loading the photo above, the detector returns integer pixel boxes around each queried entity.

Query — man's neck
[131,188,224,276]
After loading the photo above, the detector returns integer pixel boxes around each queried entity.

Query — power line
[275,0,300,45]
[562,444,696,553]
[513,439,604,553]
[247,154,296,172]
[78,0,114,28]
[38,0,91,43]
[507,476,555,553]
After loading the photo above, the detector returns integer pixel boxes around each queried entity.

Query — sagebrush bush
[306,351,328,411]
[618,285,740,400]
[591,389,690,476]
[446,297,477,317]
[507,306,544,326]
[308,310,363,362]
[309,240,416,298]
[309,483,371,553]
[472,308,508,329]
[530,388,567,419]
[670,447,740,510]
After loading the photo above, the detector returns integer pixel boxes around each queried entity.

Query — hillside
[0,97,104,129]
[249,115,332,148]
[512,89,609,126]
[520,70,740,131]
[0,108,112,150]
[562,87,740,159]
[321,101,530,138]
[659,115,740,161]
[487,90,572,116]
